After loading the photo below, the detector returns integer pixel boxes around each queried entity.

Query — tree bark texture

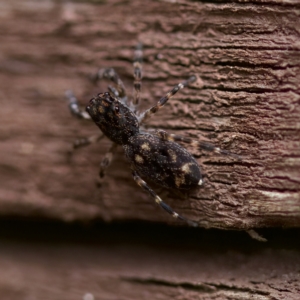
[1,0,300,228]
[1,1,300,299]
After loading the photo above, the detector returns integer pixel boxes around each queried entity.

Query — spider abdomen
[124,133,202,190]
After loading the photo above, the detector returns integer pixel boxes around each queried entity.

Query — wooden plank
[0,221,299,300]
[0,0,299,229]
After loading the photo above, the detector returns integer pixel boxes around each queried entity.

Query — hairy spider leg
[90,67,127,101]
[132,43,143,108]
[99,142,118,179]
[138,76,196,123]
[66,90,104,149]
[73,133,105,150]
[132,170,198,227]
[66,90,91,120]
[107,85,120,98]
[155,129,241,160]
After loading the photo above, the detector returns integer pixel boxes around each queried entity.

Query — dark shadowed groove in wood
[0,219,299,299]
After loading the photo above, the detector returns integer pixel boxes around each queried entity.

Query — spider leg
[138,75,196,124]
[90,68,127,101]
[73,133,104,150]
[66,90,105,150]
[132,43,143,108]
[65,90,91,120]
[99,143,118,178]
[132,170,198,227]
[107,85,120,98]
[155,129,241,160]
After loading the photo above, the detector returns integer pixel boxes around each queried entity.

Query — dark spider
[66,44,240,227]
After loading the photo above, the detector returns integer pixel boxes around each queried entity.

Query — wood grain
[1,1,300,299]
[0,0,299,230]
[0,221,299,300]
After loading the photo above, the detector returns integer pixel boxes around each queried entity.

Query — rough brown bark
[1,1,300,299]
[1,0,299,229]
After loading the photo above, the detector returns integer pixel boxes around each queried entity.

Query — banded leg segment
[138,75,196,124]
[99,143,118,178]
[66,90,91,120]
[91,68,126,99]
[73,133,104,150]
[107,85,120,98]
[132,43,143,107]
[155,129,241,160]
[132,170,198,227]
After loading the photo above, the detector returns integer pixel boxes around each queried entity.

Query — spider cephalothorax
[86,92,139,145]
[66,44,239,227]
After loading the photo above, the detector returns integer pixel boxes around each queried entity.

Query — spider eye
[114,104,119,114]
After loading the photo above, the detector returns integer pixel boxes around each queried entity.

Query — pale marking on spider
[66,44,240,227]
[135,154,144,164]
[181,163,192,174]
[141,143,150,151]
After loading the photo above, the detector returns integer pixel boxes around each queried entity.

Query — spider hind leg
[132,170,198,227]
[155,129,241,160]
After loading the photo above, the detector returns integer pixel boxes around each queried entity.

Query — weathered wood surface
[0,221,299,300]
[1,1,300,299]
[0,0,300,230]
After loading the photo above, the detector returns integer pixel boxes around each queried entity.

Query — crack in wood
[120,276,271,297]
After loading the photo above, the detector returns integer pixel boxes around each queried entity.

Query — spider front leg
[132,43,143,107]
[65,90,105,150]
[90,68,127,101]
[155,129,241,160]
[138,75,196,124]
[66,90,91,120]
[132,170,198,227]
[99,143,118,179]
[73,133,104,150]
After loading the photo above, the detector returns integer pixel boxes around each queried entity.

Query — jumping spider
[66,44,239,227]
